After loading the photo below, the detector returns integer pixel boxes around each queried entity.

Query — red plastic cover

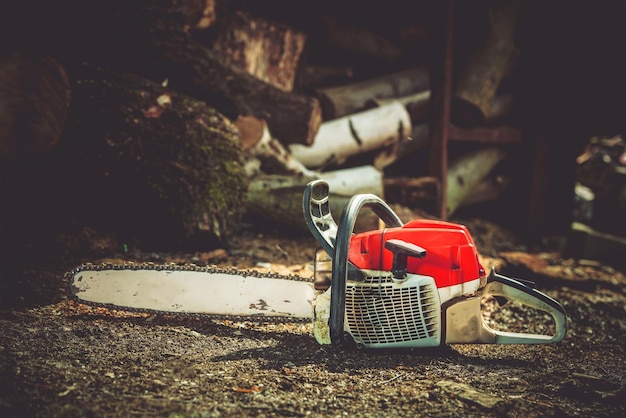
[349,219,485,288]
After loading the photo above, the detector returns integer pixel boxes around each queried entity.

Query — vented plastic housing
[345,274,441,348]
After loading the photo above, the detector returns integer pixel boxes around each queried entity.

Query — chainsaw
[68,180,567,349]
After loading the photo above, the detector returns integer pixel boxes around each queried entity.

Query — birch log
[246,165,384,232]
[446,146,507,216]
[365,90,430,124]
[235,115,315,177]
[288,101,411,169]
[316,66,430,119]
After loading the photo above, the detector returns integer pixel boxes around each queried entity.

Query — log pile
[1,0,530,250]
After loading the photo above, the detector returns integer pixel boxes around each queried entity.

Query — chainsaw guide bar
[67,262,316,323]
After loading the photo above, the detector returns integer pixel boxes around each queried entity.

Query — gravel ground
[1,221,625,417]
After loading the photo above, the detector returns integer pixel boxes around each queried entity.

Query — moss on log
[62,63,248,249]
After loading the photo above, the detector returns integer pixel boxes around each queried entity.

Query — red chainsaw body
[348,219,486,289]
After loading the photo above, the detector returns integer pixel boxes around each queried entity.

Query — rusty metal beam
[428,0,455,220]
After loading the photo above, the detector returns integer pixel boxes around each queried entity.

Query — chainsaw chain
[66,262,313,324]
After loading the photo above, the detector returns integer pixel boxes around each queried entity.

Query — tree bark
[367,91,513,128]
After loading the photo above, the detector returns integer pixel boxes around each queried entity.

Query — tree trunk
[60,63,249,250]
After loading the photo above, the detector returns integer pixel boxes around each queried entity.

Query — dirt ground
[1,219,625,417]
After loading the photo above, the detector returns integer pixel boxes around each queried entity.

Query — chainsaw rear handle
[481,270,568,344]
[328,188,404,346]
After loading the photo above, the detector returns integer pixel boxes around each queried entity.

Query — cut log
[60,63,249,249]
[207,10,307,92]
[453,0,521,127]
[446,146,507,216]
[140,4,321,145]
[316,66,430,120]
[246,165,384,232]
[0,52,70,157]
[4,1,321,146]
[288,101,411,169]
[235,115,314,177]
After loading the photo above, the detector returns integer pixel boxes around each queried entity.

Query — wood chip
[437,380,504,409]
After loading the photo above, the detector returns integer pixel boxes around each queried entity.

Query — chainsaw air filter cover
[344,272,440,348]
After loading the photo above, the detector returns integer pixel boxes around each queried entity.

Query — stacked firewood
[207,0,523,229]
[0,0,524,248]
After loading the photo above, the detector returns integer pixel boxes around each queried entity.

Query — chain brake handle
[303,179,404,346]
[303,180,339,257]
